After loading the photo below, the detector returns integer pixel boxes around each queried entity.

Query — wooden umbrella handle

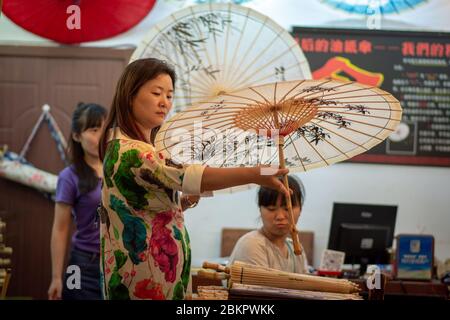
[202,261,230,274]
[197,270,230,280]
[271,109,302,255]
[274,122,302,256]
[277,134,302,256]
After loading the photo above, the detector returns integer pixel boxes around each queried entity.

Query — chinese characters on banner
[292,28,450,167]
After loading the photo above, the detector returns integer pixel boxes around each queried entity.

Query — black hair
[99,58,176,159]
[257,175,305,208]
[68,102,107,194]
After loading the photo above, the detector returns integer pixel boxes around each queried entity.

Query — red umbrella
[2,0,156,44]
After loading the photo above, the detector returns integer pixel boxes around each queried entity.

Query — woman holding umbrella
[98,58,290,300]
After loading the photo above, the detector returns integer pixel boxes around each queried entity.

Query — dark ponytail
[68,102,107,194]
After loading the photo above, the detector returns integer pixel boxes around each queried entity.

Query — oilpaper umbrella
[321,0,427,15]
[131,2,311,116]
[155,79,402,254]
[2,0,156,44]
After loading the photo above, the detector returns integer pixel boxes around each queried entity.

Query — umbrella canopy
[321,0,427,15]
[156,78,402,255]
[2,0,156,44]
[155,79,402,172]
[131,3,311,116]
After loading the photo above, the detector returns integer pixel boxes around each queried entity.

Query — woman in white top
[229,175,309,274]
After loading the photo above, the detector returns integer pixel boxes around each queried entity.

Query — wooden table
[192,274,449,300]
[352,278,449,300]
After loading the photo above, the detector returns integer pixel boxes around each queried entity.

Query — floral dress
[99,128,205,300]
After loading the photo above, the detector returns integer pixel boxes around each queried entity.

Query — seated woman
[228,175,309,274]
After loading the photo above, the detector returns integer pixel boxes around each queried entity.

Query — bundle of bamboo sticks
[194,262,230,281]
[198,261,362,300]
[229,261,360,294]
[197,269,230,280]
[230,283,362,300]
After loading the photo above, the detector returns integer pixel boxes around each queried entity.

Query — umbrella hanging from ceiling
[2,0,156,44]
[131,3,311,116]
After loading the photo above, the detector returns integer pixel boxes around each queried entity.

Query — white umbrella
[156,78,402,253]
[131,2,311,116]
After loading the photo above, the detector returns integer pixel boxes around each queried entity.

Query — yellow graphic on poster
[313,56,384,87]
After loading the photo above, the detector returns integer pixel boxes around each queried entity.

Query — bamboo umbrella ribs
[156,79,402,254]
[157,79,402,172]
[131,3,311,116]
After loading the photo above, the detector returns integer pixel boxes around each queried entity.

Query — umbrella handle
[203,261,230,274]
[282,173,302,256]
[277,136,302,256]
[272,109,302,256]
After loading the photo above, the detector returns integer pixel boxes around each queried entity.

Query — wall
[186,163,450,267]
